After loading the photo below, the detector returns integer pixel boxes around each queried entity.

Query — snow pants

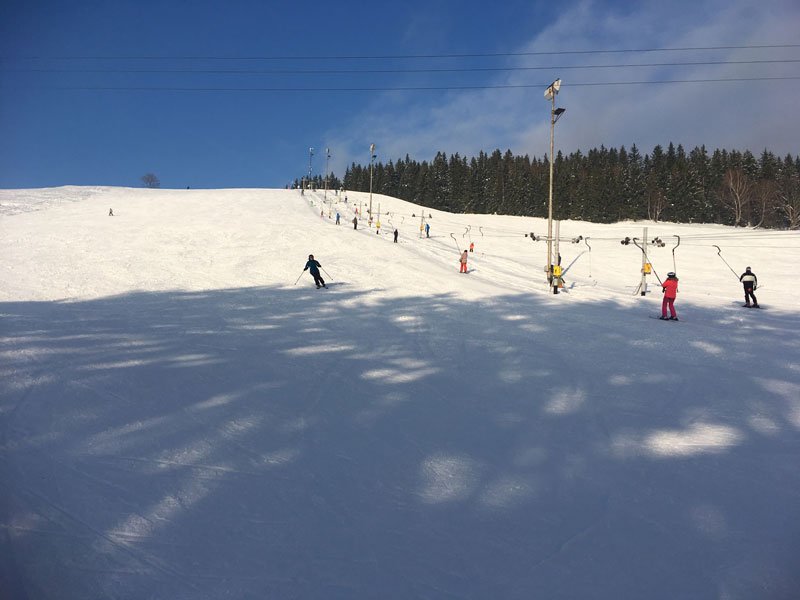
[311,272,325,287]
[743,284,757,306]
[661,296,677,318]
[460,262,468,273]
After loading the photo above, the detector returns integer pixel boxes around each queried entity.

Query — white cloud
[325,0,800,171]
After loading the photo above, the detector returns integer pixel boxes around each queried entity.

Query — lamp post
[308,147,314,189]
[544,79,565,287]
[324,147,331,201]
[368,143,376,225]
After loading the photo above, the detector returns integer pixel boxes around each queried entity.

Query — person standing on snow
[352,216,358,230]
[739,266,759,307]
[425,222,430,238]
[335,212,340,225]
[459,250,468,274]
[660,272,679,320]
[304,254,326,288]
[393,228,398,243]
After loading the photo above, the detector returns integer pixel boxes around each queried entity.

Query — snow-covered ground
[1,186,799,599]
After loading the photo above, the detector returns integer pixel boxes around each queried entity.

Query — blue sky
[1,0,798,189]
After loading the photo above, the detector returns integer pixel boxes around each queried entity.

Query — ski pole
[320,267,334,282]
[293,270,305,285]
[712,245,739,278]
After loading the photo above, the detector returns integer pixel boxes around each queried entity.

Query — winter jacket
[304,260,321,275]
[460,251,468,264]
[739,271,757,286]
[662,277,679,299]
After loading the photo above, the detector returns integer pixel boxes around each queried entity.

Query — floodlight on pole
[308,147,314,187]
[369,143,376,225]
[544,78,565,292]
[324,148,331,201]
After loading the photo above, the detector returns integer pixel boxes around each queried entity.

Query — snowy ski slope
[1,186,799,599]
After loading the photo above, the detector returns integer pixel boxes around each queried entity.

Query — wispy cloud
[326,0,800,172]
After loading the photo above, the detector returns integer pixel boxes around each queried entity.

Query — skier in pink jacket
[660,272,679,320]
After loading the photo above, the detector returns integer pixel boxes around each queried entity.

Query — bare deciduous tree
[777,174,800,229]
[752,180,777,228]
[141,173,161,188]
[719,169,752,226]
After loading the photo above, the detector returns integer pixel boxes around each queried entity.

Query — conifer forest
[322,144,800,229]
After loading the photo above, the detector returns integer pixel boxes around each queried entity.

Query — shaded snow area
[1,186,799,599]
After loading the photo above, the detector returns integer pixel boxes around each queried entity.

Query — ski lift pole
[672,235,681,274]
[583,237,592,278]
[632,237,662,284]
[712,245,739,279]
[450,233,461,252]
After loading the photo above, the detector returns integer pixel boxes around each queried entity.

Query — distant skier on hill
[353,216,358,230]
[425,222,430,238]
[393,228,398,243]
[304,255,326,289]
[660,272,679,320]
[739,267,759,307]
[335,212,340,225]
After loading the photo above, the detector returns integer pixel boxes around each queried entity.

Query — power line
[2,43,799,61]
[3,59,799,75]
[7,76,799,93]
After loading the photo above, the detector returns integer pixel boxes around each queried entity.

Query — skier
[469,241,474,253]
[304,254,326,289]
[393,228,399,243]
[376,220,381,235]
[660,272,679,320]
[353,216,358,230]
[425,222,430,238]
[335,212,340,225]
[739,266,759,307]
[459,250,468,274]
[108,208,114,216]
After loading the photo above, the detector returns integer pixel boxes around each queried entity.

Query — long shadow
[1,285,799,599]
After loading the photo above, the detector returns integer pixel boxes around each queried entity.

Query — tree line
[336,144,799,229]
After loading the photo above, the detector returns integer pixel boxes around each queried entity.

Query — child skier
[660,272,679,320]
[739,267,759,307]
[459,250,468,273]
[304,255,326,288]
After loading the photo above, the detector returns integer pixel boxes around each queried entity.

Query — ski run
[1,186,799,599]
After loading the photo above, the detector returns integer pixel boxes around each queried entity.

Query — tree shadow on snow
[1,285,799,600]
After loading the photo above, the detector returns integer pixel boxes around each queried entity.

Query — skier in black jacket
[739,267,758,307]
[304,255,326,288]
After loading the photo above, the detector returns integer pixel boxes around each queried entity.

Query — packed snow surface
[1,186,799,599]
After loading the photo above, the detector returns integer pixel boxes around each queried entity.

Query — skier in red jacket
[660,272,679,320]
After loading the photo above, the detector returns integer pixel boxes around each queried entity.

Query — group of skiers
[659,266,758,320]
[300,251,760,321]
[305,198,761,313]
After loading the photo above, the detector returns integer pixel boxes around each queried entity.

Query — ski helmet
[667,272,676,277]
